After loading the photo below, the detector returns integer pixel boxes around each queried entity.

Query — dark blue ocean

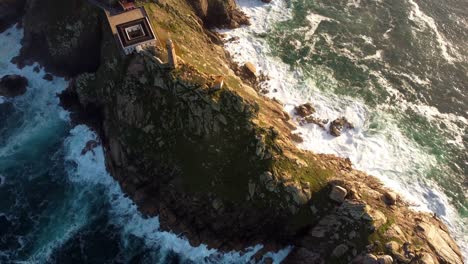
[0,26,290,263]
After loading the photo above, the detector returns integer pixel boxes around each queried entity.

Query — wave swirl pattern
[0,27,290,263]
[222,0,467,259]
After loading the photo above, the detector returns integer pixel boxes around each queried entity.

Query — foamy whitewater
[0,26,290,263]
[221,0,467,259]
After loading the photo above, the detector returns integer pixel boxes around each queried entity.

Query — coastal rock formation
[294,103,315,117]
[15,0,102,76]
[329,117,354,137]
[0,0,26,32]
[189,0,249,28]
[19,0,464,263]
[0,74,28,97]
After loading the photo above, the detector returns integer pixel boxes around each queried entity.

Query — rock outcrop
[294,103,316,117]
[329,117,354,137]
[0,74,28,97]
[14,0,102,76]
[0,0,26,32]
[189,0,249,28]
[17,0,464,263]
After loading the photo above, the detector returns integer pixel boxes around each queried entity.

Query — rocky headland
[9,0,465,263]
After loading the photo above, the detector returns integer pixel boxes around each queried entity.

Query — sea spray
[222,0,467,258]
[0,25,291,263]
[64,125,291,263]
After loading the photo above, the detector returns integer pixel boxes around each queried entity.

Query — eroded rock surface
[189,0,249,28]
[329,117,354,137]
[20,0,463,263]
[0,74,28,97]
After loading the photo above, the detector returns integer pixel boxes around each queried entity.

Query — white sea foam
[64,125,291,264]
[0,25,291,263]
[0,27,87,263]
[407,0,460,63]
[224,0,467,259]
[0,27,69,162]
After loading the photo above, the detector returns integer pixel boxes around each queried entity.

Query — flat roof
[116,18,155,47]
[105,7,147,35]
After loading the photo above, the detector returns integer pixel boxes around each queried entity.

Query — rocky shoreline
[6,0,465,263]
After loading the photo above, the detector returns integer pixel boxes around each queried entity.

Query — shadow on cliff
[12,0,103,77]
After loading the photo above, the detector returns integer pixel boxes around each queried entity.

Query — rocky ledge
[0,74,28,97]
[16,0,464,263]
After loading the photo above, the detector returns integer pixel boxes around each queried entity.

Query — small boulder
[377,255,393,264]
[294,103,315,117]
[42,73,54,81]
[291,133,304,143]
[285,181,311,205]
[419,253,436,264]
[0,74,28,97]
[81,140,99,155]
[212,198,223,210]
[362,254,379,264]
[329,185,347,203]
[244,62,257,77]
[332,244,348,258]
[365,208,387,229]
[329,117,354,137]
[383,191,397,205]
[385,241,400,254]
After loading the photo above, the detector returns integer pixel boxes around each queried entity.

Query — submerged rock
[0,74,28,97]
[294,103,315,117]
[42,73,53,81]
[81,140,99,155]
[329,117,354,137]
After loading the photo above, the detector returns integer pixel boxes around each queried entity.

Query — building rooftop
[116,17,155,48]
[104,7,157,55]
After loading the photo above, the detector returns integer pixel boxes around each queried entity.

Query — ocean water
[222,0,467,259]
[0,26,291,263]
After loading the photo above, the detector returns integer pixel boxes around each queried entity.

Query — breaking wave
[221,0,467,259]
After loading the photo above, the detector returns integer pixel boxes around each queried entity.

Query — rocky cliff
[188,0,250,28]
[0,0,26,32]
[14,0,102,76]
[17,0,464,263]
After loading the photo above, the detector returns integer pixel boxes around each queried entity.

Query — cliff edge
[15,0,464,263]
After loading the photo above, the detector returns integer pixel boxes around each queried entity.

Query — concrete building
[105,7,157,55]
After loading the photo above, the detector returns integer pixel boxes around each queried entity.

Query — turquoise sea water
[223,0,467,259]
